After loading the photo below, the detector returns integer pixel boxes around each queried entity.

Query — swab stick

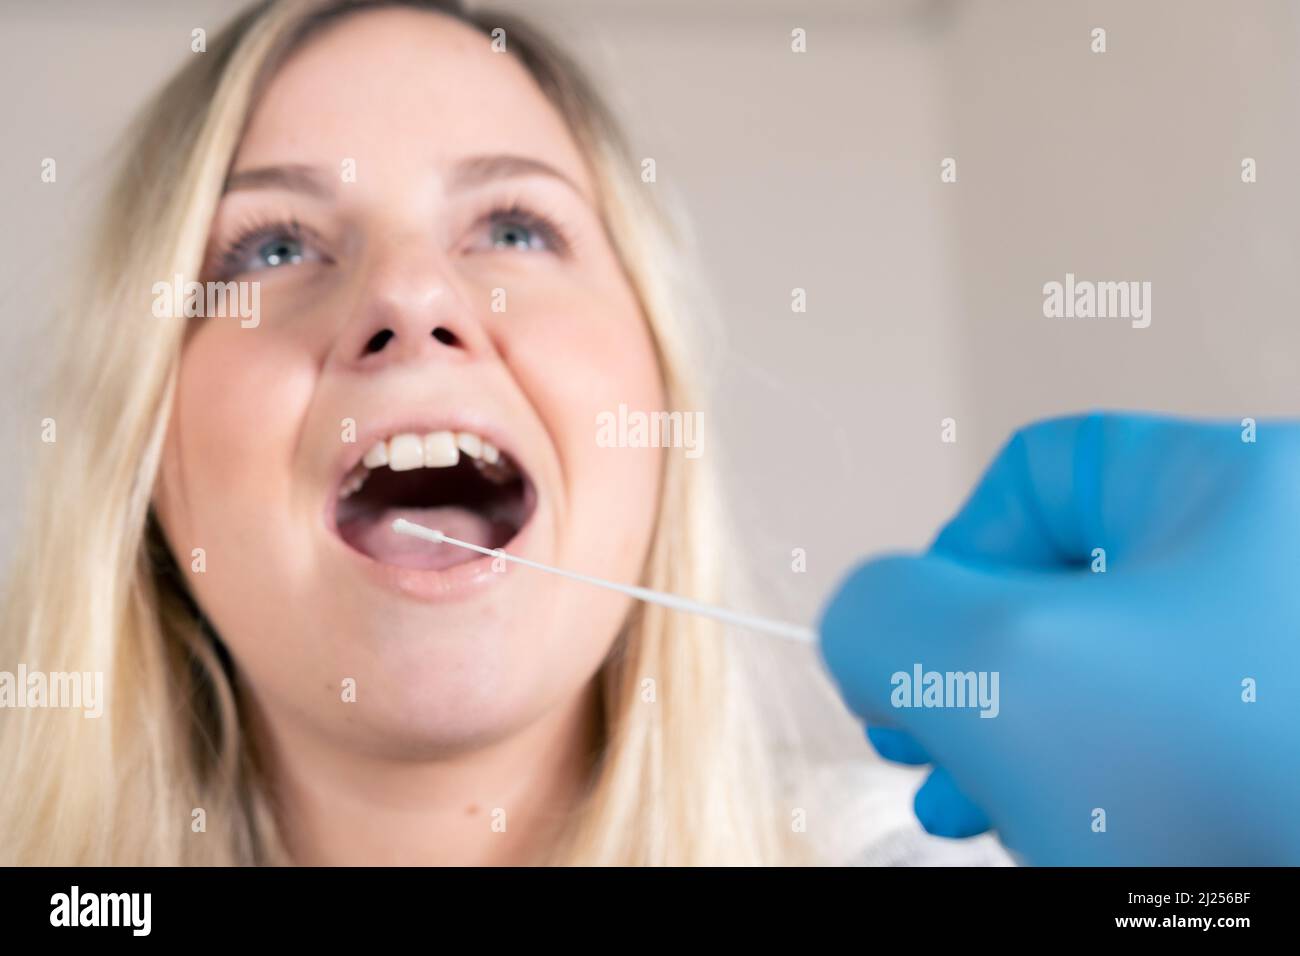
[391,517,815,644]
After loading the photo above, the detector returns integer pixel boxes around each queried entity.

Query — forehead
[234,8,593,195]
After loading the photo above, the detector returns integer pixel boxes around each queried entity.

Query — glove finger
[818,552,1022,724]
[933,412,1252,570]
[931,419,1085,569]
[914,766,993,839]
[866,725,932,765]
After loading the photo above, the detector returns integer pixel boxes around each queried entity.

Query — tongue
[338,506,503,570]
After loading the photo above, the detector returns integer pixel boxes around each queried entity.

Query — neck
[251,684,600,865]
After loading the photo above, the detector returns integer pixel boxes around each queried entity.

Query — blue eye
[490,217,547,251]
[478,205,569,255]
[256,236,305,267]
[214,220,324,278]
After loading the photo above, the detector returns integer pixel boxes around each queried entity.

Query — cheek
[167,326,315,510]
[157,324,319,612]
[503,280,666,574]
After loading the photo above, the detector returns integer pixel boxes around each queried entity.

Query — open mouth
[332,429,536,571]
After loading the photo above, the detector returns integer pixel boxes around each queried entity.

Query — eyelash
[209,215,322,279]
[481,201,573,256]
[207,201,573,279]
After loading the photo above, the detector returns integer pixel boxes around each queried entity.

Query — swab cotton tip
[390,516,815,644]
[391,518,443,543]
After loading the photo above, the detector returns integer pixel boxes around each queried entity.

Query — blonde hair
[0,0,816,865]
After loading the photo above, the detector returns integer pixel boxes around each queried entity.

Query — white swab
[391,517,815,644]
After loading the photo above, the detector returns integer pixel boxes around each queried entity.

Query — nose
[331,236,489,371]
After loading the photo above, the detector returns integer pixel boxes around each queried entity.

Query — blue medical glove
[819,412,1300,865]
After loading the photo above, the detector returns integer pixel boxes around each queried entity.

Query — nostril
[431,327,458,347]
[364,329,395,354]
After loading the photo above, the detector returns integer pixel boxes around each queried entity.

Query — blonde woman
[0,0,1005,866]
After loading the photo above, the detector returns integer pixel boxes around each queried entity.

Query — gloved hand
[819,412,1300,865]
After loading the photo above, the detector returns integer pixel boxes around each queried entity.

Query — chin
[339,654,573,757]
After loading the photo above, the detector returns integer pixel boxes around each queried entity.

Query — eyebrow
[447,154,586,198]
[223,163,334,199]
[223,154,587,201]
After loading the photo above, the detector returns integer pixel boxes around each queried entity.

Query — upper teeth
[339,430,508,499]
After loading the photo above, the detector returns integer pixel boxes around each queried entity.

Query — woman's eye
[257,236,306,267]
[217,226,324,277]
[489,217,549,252]
[470,207,568,256]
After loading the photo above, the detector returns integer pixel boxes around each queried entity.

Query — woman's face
[155,9,664,758]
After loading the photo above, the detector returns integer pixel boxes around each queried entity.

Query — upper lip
[323,408,536,531]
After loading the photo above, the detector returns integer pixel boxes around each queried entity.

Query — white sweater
[796,757,1016,866]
